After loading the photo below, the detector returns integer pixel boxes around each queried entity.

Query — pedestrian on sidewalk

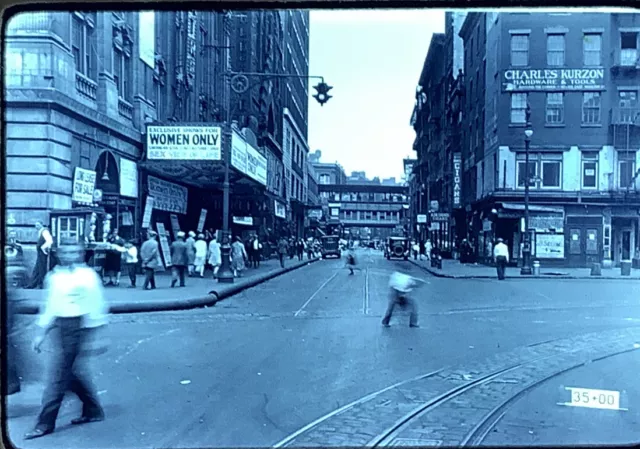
[104,228,125,286]
[297,239,305,261]
[123,240,138,288]
[425,239,432,262]
[208,236,222,278]
[278,237,288,268]
[412,241,419,260]
[170,231,189,288]
[25,221,53,289]
[141,231,160,290]
[252,235,262,268]
[419,239,426,261]
[194,234,207,277]
[382,271,420,328]
[186,231,197,277]
[24,239,108,440]
[493,238,509,280]
[231,236,248,277]
[306,239,314,260]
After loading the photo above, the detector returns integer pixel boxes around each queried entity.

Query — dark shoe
[171,280,177,288]
[410,324,420,328]
[24,427,54,440]
[382,323,391,328]
[128,285,136,288]
[71,414,104,425]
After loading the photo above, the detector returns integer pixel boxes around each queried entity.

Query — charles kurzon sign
[503,69,605,92]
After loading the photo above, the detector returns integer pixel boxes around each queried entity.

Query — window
[58,217,80,244]
[547,34,565,66]
[517,156,537,188]
[620,32,638,66]
[511,93,527,124]
[583,33,602,66]
[582,92,601,124]
[113,47,131,100]
[582,152,598,189]
[619,90,638,123]
[619,155,636,189]
[510,34,529,67]
[71,13,96,80]
[541,154,562,188]
[545,93,564,124]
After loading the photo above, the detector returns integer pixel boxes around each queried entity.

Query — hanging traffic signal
[313,82,333,106]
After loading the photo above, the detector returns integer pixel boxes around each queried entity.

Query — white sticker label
[558,387,626,411]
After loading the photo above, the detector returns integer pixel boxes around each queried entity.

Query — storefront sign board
[156,222,172,268]
[502,68,605,92]
[231,130,267,186]
[72,168,97,204]
[197,209,207,233]
[535,233,565,259]
[275,201,286,219]
[142,196,154,229]
[120,158,139,198]
[147,176,188,214]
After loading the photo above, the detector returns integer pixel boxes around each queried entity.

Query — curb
[409,260,640,281]
[15,257,320,315]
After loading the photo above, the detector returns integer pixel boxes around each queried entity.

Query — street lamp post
[520,104,533,276]
[214,70,332,282]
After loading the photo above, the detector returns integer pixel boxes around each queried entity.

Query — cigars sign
[502,68,605,92]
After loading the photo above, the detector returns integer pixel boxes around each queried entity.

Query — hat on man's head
[177,231,186,239]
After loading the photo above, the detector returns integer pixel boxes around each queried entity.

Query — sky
[308,9,445,181]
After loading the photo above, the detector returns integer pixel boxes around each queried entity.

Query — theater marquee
[502,68,605,92]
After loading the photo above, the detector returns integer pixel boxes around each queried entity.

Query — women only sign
[502,68,605,92]
[146,126,222,160]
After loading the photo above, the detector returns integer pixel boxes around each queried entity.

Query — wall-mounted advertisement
[535,233,565,259]
[275,200,286,219]
[147,126,221,160]
[139,11,155,69]
[502,68,605,92]
[453,153,462,207]
[231,130,267,186]
[72,168,96,204]
[147,175,188,214]
[119,158,138,198]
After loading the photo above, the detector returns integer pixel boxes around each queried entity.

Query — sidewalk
[410,258,640,280]
[14,256,319,314]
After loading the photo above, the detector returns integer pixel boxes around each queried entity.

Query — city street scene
[4,6,640,449]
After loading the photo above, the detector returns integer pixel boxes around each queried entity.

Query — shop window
[547,34,565,67]
[57,217,84,245]
[545,93,564,124]
[582,153,599,189]
[511,93,527,124]
[510,33,529,67]
[582,92,601,124]
[583,33,602,66]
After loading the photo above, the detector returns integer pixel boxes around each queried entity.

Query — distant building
[311,150,347,185]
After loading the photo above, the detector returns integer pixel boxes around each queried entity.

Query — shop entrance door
[615,228,633,263]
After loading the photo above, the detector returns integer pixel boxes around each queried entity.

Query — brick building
[457,11,640,267]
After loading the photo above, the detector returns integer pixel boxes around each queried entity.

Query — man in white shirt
[252,235,261,268]
[26,221,53,289]
[24,240,108,440]
[493,238,509,280]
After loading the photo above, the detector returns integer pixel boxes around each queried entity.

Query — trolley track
[273,327,640,448]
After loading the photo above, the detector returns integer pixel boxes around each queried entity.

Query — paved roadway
[7,248,640,448]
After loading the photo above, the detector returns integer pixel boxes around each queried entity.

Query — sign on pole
[142,196,154,229]
[197,209,207,233]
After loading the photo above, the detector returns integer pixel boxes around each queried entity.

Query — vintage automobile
[320,235,342,259]
[385,236,410,260]
[5,239,27,288]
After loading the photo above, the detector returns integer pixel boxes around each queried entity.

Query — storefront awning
[500,203,564,214]
[140,160,265,192]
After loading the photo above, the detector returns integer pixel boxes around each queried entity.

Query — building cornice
[283,107,309,151]
[6,87,141,145]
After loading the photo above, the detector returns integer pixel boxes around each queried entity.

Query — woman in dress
[230,236,248,277]
[194,234,207,278]
[208,236,221,278]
